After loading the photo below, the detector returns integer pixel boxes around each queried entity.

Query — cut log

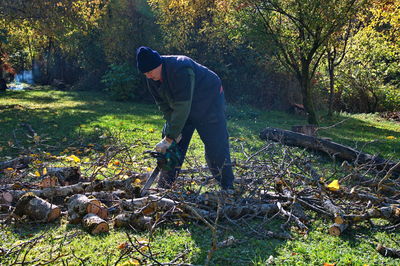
[329,223,349,236]
[84,190,125,204]
[340,206,400,224]
[376,244,400,258]
[46,167,81,185]
[114,212,153,231]
[222,203,279,219]
[259,127,400,175]
[0,192,13,205]
[82,213,109,234]
[323,199,343,217]
[13,193,60,222]
[0,156,32,170]
[8,182,91,200]
[121,196,211,218]
[67,194,108,224]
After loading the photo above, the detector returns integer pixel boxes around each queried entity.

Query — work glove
[155,137,173,153]
[155,134,182,153]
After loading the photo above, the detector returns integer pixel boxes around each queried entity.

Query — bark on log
[340,206,400,224]
[222,203,279,219]
[259,127,400,175]
[0,156,32,170]
[82,213,109,234]
[46,167,80,185]
[376,244,400,258]
[8,182,91,201]
[121,195,211,219]
[8,176,144,201]
[114,212,153,231]
[67,194,108,224]
[13,193,60,222]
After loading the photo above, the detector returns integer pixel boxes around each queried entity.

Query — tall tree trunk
[299,63,319,125]
[327,50,335,117]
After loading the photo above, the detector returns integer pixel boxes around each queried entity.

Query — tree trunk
[259,127,400,175]
[299,68,319,125]
[327,50,335,117]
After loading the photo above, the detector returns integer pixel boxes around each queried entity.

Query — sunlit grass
[0,87,399,265]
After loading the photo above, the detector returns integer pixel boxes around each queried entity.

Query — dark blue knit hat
[136,46,162,73]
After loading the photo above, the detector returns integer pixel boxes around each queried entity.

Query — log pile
[1,128,399,257]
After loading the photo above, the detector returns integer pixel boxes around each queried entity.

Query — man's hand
[155,137,173,153]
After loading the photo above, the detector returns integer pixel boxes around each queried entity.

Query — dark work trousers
[159,94,234,189]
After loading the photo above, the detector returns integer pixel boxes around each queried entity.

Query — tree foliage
[236,0,368,124]
[335,0,400,112]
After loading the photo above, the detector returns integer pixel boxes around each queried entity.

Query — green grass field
[0,87,399,265]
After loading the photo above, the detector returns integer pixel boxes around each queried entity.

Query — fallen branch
[259,127,400,175]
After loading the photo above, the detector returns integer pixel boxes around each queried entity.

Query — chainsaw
[140,142,182,196]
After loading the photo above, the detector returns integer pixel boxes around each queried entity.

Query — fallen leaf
[326,180,340,191]
[386,136,396,140]
[34,171,41,177]
[66,155,80,163]
[117,242,129,249]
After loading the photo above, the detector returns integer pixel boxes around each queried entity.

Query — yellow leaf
[326,180,340,191]
[66,155,80,163]
[148,128,155,133]
[83,158,90,163]
[34,171,41,177]
[323,263,336,266]
[5,168,14,171]
[43,168,47,175]
[134,178,141,185]
[126,259,140,265]
[386,136,396,140]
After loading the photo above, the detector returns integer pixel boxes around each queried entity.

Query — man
[136,46,234,190]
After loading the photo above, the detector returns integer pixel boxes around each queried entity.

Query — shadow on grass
[185,218,287,265]
[0,88,163,158]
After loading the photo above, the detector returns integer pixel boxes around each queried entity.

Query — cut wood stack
[67,194,108,223]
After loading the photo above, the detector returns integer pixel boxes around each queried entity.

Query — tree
[335,0,400,112]
[237,0,367,124]
[325,20,358,117]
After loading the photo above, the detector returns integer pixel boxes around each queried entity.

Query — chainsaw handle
[143,150,164,158]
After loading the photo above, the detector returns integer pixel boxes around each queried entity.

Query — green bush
[101,63,141,101]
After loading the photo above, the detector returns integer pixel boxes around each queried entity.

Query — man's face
[144,64,162,81]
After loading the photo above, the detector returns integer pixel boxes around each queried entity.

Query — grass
[0,87,399,265]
